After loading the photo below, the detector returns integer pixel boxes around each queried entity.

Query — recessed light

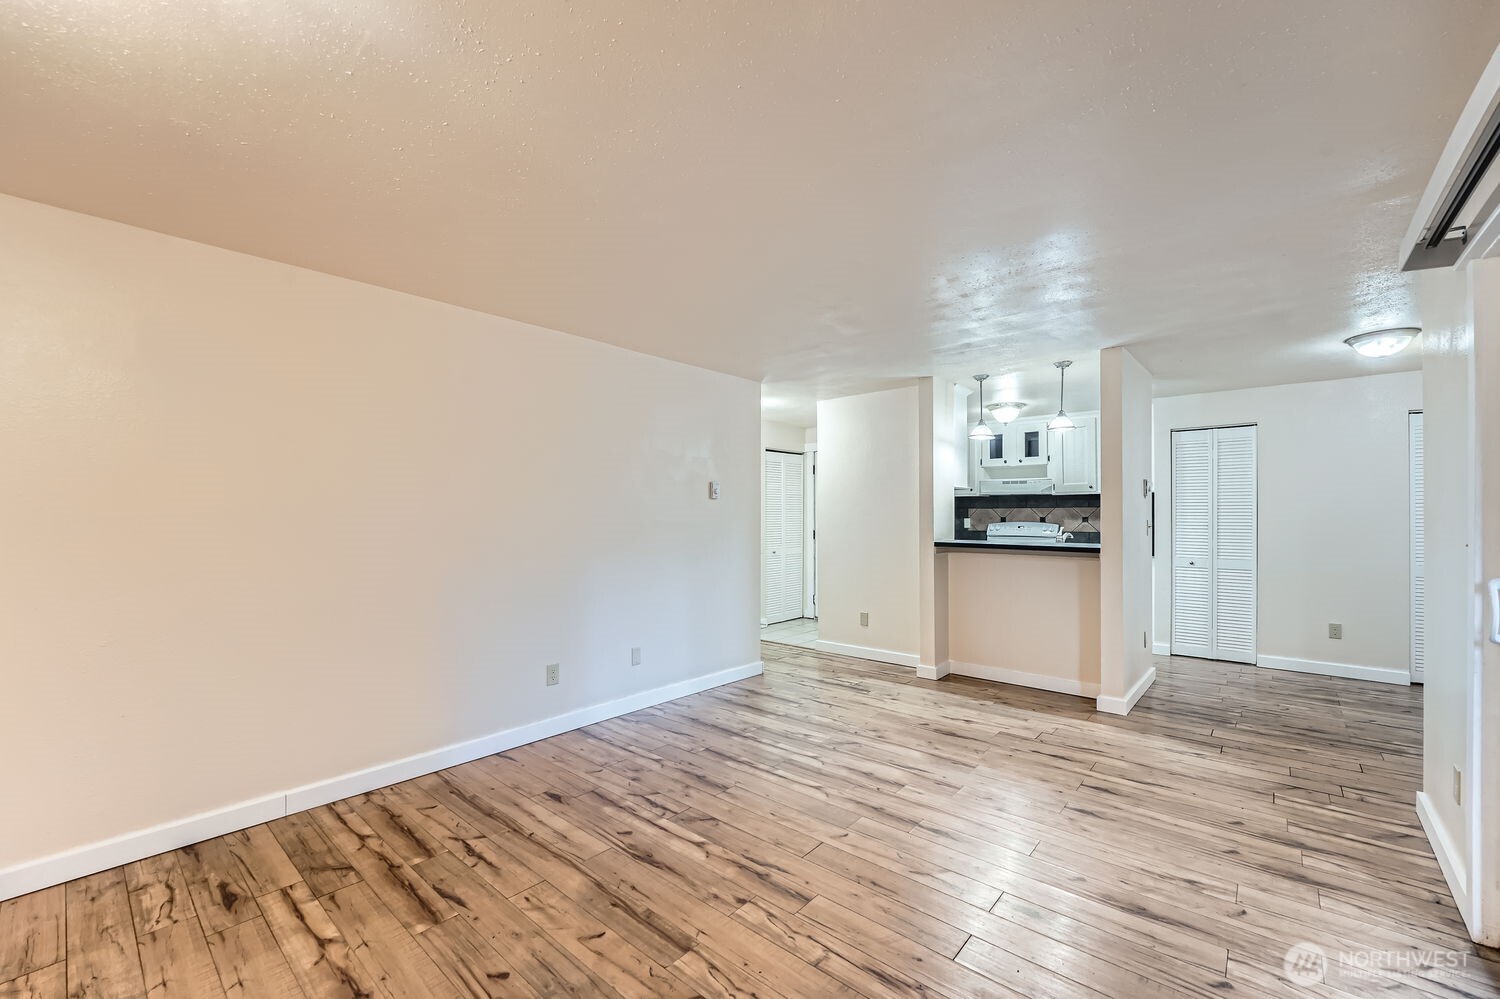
[1344,327,1419,358]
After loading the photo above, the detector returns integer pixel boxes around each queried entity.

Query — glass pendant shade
[1048,412,1075,431]
[989,402,1024,424]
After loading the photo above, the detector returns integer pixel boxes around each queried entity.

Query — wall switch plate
[1455,767,1464,805]
[630,647,642,666]
[859,611,869,627]
[708,480,720,500]
[963,517,972,529]
[546,663,560,686]
[1328,623,1343,640]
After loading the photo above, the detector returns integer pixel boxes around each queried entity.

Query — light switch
[708,480,720,500]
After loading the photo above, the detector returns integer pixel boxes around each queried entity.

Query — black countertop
[936,539,1102,555]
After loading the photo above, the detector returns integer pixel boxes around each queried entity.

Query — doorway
[762,449,805,625]
[1170,425,1257,664]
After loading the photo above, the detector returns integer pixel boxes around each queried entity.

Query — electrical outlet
[1328,623,1343,640]
[1455,767,1464,805]
[859,611,869,627]
[963,517,972,529]
[631,647,642,666]
[546,663,560,686]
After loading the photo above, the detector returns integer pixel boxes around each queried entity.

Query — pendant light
[968,374,995,440]
[1047,360,1075,431]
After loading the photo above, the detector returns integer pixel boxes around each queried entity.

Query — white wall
[1416,266,1477,918]
[1152,371,1422,680]
[1099,347,1155,711]
[0,194,760,890]
[816,386,922,665]
[761,420,807,454]
[919,379,952,671]
[1473,256,1500,949]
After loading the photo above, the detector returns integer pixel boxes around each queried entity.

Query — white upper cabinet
[978,418,1050,468]
[1047,413,1100,493]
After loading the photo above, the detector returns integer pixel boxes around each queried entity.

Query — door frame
[803,447,817,619]
[1410,410,1425,684]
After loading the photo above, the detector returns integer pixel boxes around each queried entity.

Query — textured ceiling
[3,1,1496,426]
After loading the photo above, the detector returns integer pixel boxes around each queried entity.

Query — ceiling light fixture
[1344,327,1420,358]
[969,375,995,440]
[989,401,1025,424]
[1047,361,1075,431]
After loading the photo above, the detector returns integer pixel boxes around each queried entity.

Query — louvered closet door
[1171,430,1214,659]
[1211,426,1257,664]
[1171,426,1257,663]
[762,452,805,624]
[1411,412,1425,682]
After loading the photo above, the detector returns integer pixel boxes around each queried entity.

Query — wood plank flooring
[4,642,1497,998]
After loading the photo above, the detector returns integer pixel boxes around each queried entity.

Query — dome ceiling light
[1344,327,1420,358]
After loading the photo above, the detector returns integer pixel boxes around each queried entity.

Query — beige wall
[816,386,922,664]
[0,194,760,879]
[945,552,1101,689]
[1152,370,1422,678]
[1098,346,1155,709]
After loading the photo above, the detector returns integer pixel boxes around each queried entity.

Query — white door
[1171,426,1257,664]
[762,451,805,624]
[1411,412,1425,683]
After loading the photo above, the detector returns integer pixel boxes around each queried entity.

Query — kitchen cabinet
[1047,414,1099,493]
[978,418,1050,469]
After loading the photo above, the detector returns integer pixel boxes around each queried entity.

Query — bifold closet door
[1171,426,1257,664]
[762,451,805,625]
[1211,426,1257,664]
[1170,430,1214,659]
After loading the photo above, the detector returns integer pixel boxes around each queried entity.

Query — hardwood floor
[4,642,1496,998]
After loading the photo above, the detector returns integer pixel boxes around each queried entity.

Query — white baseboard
[941,659,1099,699]
[1096,666,1157,716]
[812,640,920,668]
[0,660,763,903]
[1152,642,1171,656]
[916,662,950,680]
[1257,654,1411,686]
[0,793,288,906]
[1416,790,1473,931]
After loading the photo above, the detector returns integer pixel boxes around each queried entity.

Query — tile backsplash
[955,493,1101,542]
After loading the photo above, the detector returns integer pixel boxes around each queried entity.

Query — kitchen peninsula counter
[936,543,1101,697]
